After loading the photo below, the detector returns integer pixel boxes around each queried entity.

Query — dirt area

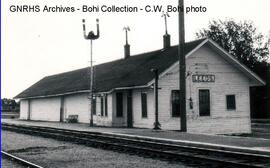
[2,130,194,168]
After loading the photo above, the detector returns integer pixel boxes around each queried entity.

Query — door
[116,92,123,117]
[199,89,210,116]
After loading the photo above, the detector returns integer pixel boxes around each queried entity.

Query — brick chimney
[163,34,171,49]
[124,44,130,59]
[162,12,171,49]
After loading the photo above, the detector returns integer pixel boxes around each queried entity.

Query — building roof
[15,38,265,99]
[15,39,205,99]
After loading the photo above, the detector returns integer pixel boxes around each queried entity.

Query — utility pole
[82,18,100,127]
[178,0,187,132]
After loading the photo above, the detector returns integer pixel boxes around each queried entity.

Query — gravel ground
[1,158,27,168]
[2,130,195,168]
[3,119,270,149]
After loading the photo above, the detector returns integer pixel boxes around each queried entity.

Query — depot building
[15,37,265,134]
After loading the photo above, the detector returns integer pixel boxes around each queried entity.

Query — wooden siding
[132,44,252,133]
[19,100,29,120]
[133,89,155,128]
[29,97,61,121]
[64,93,89,123]
[154,45,252,133]
[94,94,113,126]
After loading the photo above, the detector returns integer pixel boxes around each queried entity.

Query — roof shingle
[15,39,205,98]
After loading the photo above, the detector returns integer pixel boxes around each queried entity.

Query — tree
[196,19,270,69]
[196,19,270,118]
[1,98,20,112]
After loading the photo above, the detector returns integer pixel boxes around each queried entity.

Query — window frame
[104,94,108,117]
[141,92,148,118]
[226,95,236,110]
[100,96,104,116]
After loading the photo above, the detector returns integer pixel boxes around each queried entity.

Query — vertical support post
[89,40,94,126]
[127,90,133,128]
[27,99,31,120]
[152,69,160,130]
[60,96,64,122]
[178,0,187,132]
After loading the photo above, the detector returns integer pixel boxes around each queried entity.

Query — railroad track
[2,123,270,168]
[2,150,43,168]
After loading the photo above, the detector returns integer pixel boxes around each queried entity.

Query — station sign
[192,74,215,83]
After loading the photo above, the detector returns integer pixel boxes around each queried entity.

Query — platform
[2,119,270,155]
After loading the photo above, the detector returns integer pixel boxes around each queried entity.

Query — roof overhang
[16,90,90,100]
[16,85,153,99]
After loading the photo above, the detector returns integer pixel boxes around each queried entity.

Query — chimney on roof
[163,34,171,49]
[162,12,171,49]
[123,26,130,59]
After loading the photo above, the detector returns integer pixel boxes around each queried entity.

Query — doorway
[199,89,210,116]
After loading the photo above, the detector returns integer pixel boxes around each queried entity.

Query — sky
[2,0,270,99]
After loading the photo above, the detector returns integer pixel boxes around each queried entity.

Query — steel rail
[2,123,270,168]
[2,150,44,168]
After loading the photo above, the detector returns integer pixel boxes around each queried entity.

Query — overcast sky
[2,0,270,99]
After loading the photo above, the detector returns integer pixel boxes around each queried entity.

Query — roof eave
[15,84,153,99]
[147,38,265,87]
[207,39,266,86]
[15,90,90,100]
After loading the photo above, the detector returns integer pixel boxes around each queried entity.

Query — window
[104,95,108,116]
[92,98,96,115]
[199,90,210,116]
[141,93,147,118]
[116,92,123,117]
[171,90,180,117]
[100,97,104,116]
[226,95,236,110]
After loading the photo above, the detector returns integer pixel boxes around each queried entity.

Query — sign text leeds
[192,74,215,83]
